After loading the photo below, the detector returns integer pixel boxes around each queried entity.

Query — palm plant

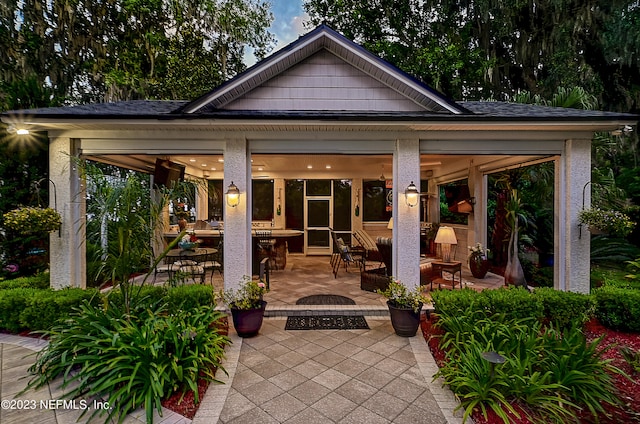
[81,160,198,314]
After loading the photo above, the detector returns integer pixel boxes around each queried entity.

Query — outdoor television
[153,158,185,187]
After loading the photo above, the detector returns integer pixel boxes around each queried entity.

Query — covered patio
[2,25,637,294]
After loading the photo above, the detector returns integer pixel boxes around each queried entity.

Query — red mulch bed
[161,316,229,419]
[421,315,640,424]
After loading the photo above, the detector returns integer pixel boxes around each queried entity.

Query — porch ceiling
[86,153,550,181]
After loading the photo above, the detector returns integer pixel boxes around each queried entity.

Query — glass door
[305,180,332,255]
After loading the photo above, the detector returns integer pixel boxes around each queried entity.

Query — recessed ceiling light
[258,167,264,171]
[218,158,224,163]
[325,165,331,169]
[211,167,216,171]
[307,165,313,169]
[189,158,196,162]
[201,163,207,167]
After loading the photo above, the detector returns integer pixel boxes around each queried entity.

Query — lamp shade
[434,226,457,245]
[387,217,393,229]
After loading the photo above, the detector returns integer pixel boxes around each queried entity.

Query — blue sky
[245,0,308,65]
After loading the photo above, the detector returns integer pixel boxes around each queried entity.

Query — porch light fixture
[405,181,419,207]
[434,226,457,262]
[225,181,240,207]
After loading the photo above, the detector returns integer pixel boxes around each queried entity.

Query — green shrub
[532,288,595,329]
[435,312,622,423]
[105,285,166,310]
[19,288,101,331]
[27,301,229,423]
[593,285,640,332]
[481,287,544,321]
[0,288,40,332]
[432,287,544,322]
[0,273,50,290]
[165,284,214,313]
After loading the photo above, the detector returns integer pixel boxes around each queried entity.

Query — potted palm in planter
[377,278,427,337]
[218,276,268,337]
[578,207,635,237]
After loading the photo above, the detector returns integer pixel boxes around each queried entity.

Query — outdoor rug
[285,315,369,330]
[295,294,356,305]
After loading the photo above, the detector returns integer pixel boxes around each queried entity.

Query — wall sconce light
[6,124,29,135]
[405,181,419,207]
[225,181,240,207]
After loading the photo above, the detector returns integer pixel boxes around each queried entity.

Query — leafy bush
[165,284,214,313]
[593,285,640,332]
[431,287,544,322]
[0,273,50,290]
[435,311,622,423]
[0,286,101,332]
[19,288,101,331]
[0,288,40,332]
[26,301,229,423]
[481,287,544,320]
[105,285,166,311]
[532,287,595,329]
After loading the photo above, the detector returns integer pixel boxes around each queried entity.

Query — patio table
[165,247,217,282]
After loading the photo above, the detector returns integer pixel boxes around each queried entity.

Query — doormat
[295,294,356,305]
[285,315,369,330]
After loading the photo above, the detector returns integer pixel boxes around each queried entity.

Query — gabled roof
[179,25,470,115]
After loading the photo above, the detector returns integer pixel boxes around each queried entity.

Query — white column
[49,137,86,289]
[393,139,421,289]
[558,139,591,293]
[223,139,251,290]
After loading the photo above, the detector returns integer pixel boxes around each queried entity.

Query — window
[252,180,274,221]
[439,179,469,225]
[362,180,392,222]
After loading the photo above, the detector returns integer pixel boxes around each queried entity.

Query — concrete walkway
[0,317,465,424]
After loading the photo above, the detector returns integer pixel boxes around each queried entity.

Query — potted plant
[218,276,268,337]
[468,242,490,279]
[377,278,427,337]
[578,207,635,237]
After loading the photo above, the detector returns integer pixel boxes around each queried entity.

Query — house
[2,25,637,293]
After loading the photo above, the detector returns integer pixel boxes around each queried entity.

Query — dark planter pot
[387,301,422,337]
[469,253,490,279]
[230,300,267,338]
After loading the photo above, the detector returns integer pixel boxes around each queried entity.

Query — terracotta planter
[469,253,490,279]
[177,218,188,231]
[230,300,267,338]
[387,301,422,337]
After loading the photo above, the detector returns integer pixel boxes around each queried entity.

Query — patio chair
[259,257,270,290]
[256,229,278,270]
[330,230,365,278]
[201,237,223,282]
[353,229,384,266]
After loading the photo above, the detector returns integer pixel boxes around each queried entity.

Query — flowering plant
[174,202,190,220]
[219,276,268,310]
[377,278,427,313]
[578,208,635,237]
[468,242,489,257]
[3,206,61,235]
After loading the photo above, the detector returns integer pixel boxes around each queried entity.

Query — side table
[430,261,462,290]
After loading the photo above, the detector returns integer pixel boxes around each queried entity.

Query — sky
[245,0,309,65]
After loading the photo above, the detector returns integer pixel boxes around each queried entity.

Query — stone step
[264,303,435,318]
